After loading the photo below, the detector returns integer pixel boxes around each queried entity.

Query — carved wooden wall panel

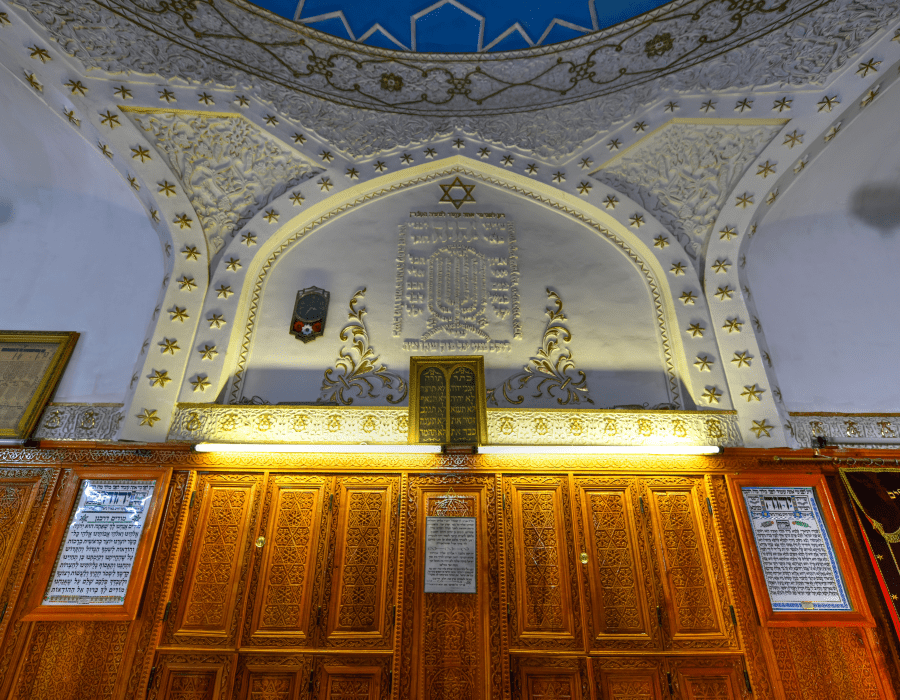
[312,655,392,700]
[511,656,589,700]
[593,657,666,700]
[320,476,400,649]
[148,652,234,700]
[668,657,743,700]
[504,476,582,651]
[642,478,736,650]
[400,476,503,700]
[165,474,263,646]
[233,654,310,700]
[243,475,331,647]
[573,477,660,650]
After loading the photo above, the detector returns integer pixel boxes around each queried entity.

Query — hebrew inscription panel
[742,486,851,611]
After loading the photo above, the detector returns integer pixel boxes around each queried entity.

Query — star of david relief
[439,177,476,209]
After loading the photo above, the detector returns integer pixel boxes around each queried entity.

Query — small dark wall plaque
[408,356,487,445]
[290,286,330,343]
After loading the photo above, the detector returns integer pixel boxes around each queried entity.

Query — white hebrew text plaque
[424,516,477,593]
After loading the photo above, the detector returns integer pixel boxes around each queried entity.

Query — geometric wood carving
[668,657,744,700]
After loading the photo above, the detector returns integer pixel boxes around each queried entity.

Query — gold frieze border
[166,403,740,447]
[224,157,688,408]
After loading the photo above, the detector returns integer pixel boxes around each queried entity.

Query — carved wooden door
[240,474,333,648]
[640,478,737,651]
[399,475,503,700]
[148,651,235,700]
[511,657,590,700]
[312,656,393,700]
[318,475,401,650]
[233,653,311,700]
[592,657,666,700]
[667,657,745,700]
[573,476,661,651]
[162,472,264,648]
[503,475,583,652]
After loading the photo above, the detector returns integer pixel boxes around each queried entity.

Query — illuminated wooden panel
[644,479,732,648]
[513,657,589,700]
[505,476,581,650]
[575,477,659,650]
[149,653,232,700]
[668,658,743,700]
[163,671,216,700]
[593,657,665,700]
[233,654,308,700]
[321,477,399,649]
[245,476,329,646]
[318,665,382,700]
[169,475,262,645]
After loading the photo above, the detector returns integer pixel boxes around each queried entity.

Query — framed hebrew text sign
[0,330,78,439]
[728,474,871,625]
[23,466,171,621]
[424,516,477,593]
[408,356,487,445]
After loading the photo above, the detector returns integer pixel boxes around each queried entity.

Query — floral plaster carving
[33,403,124,441]
[128,111,317,255]
[11,0,896,157]
[595,121,784,263]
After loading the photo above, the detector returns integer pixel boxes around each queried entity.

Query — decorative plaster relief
[788,413,900,448]
[488,289,593,407]
[33,403,124,441]
[594,120,785,264]
[127,110,318,256]
[10,0,896,156]
[167,404,741,446]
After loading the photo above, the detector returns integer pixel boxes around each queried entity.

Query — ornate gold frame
[408,356,488,446]
[0,331,78,440]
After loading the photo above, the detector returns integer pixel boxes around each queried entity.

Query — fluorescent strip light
[478,445,721,455]
[194,443,442,454]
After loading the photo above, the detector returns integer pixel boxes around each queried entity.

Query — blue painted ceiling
[254,0,671,52]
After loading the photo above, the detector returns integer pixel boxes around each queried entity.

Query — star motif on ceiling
[241,232,257,246]
[857,58,881,76]
[711,259,730,273]
[174,214,192,229]
[694,355,713,372]
[99,142,113,158]
[320,151,333,162]
[169,306,189,322]
[374,161,386,172]
[137,409,160,427]
[793,158,808,174]
[198,92,214,105]
[766,189,779,204]
[159,89,175,102]
[824,124,842,143]
[66,80,88,96]
[817,95,839,112]
[894,29,900,42]
[225,257,241,271]
[191,375,211,392]
[719,226,737,241]
[24,72,42,92]
[735,98,753,112]
[263,209,279,223]
[861,87,880,108]
[318,177,333,191]
[235,95,249,107]
[670,262,686,275]
[526,163,538,174]
[753,317,762,332]
[159,338,180,355]
[750,419,773,438]
[438,177,476,209]
[783,130,803,148]
[208,314,226,329]
[178,276,197,291]
[265,115,278,126]
[478,147,490,158]
[149,369,171,387]
[702,387,721,404]
[290,192,304,206]
[132,146,151,162]
[653,235,669,248]
[552,171,565,183]
[680,291,697,305]
[453,139,465,149]
[701,100,716,112]
[425,147,438,158]
[735,193,753,208]
[128,175,139,191]
[633,122,646,132]
[756,161,776,178]
[345,167,359,179]
[741,384,764,402]
[714,285,734,301]
[580,157,592,169]
[687,323,705,337]
[401,153,414,164]
[29,46,51,62]
[114,85,132,99]
[578,182,592,195]
[604,195,618,209]
[664,101,678,112]
[629,214,644,228]
[608,139,621,150]
[732,351,752,367]
[183,245,200,260]
[199,344,218,360]
[217,284,233,298]
[0,12,12,25]
[723,318,743,333]
[773,97,792,112]
[150,209,160,222]
[501,155,514,166]
[159,181,176,197]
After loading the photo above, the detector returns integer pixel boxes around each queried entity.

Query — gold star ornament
[159,338,180,354]
[191,375,211,392]
[694,355,713,372]
[741,384,765,402]
[263,209,279,223]
[208,314,226,329]
[732,351,752,367]
[670,262,686,275]
[131,146,151,162]
[199,344,218,360]
[29,46,51,62]
[723,318,743,333]
[750,419,773,438]
[702,387,722,404]
[438,177,476,210]
[169,306,189,322]
[183,245,200,260]
[653,235,669,248]
[687,323,705,337]
[604,195,618,209]
[149,370,172,387]
[680,291,697,305]
[137,409,160,427]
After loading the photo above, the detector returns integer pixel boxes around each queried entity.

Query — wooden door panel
[513,657,589,700]
[166,474,263,646]
[148,652,234,700]
[643,479,735,649]
[504,476,582,651]
[668,657,743,700]
[234,653,310,700]
[320,476,400,649]
[593,657,666,700]
[243,476,331,647]
[574,477,659,650]
[318,665,381,700]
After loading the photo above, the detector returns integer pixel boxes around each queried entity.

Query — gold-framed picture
[408,356,487,445]
[0,330,79,440]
